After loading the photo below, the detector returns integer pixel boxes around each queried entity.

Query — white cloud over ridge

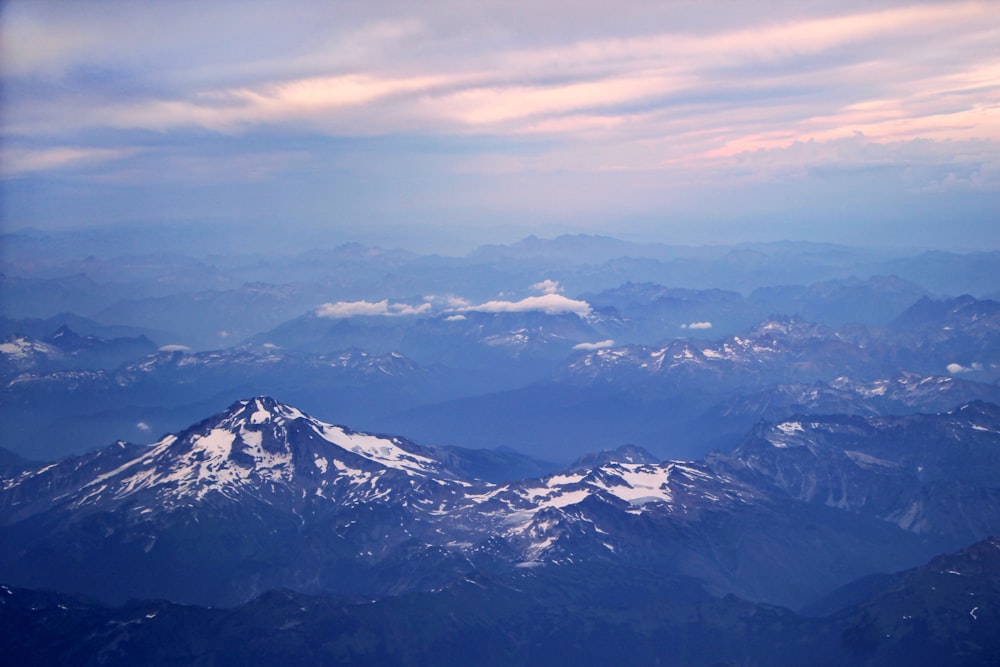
[462,293,592,316]
[683,321,713,330]
[573,339,615,351]
[947,362,982,374]
[316,300,431,318]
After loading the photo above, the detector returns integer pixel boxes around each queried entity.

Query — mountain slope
[0,398,488,604]
[710,401,1000,545]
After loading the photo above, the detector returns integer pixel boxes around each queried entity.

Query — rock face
[709,401,1000,544]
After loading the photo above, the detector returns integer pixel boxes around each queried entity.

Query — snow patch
[319,425,438,476]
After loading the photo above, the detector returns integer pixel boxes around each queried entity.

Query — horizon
[2,221,992,260]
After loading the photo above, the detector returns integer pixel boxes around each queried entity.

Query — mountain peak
[181,397,451,481]
[3,398,458,515]
[568,444,660,471]
[219,396,309,428]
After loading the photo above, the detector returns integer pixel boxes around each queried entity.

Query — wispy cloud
[1,146,143,177]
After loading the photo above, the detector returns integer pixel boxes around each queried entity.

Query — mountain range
[5,294,999,463]
[2,234,999,665]
[3,396,997,609]
[1,396,999,664]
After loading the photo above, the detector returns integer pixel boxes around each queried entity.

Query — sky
[1,0,999,253]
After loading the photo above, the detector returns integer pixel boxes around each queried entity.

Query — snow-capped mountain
[0,398,493,604]
[2,397,457,517]
[563,298,1000,389]
[0,326,156,379]
[710,371,1000,424]
[0,336,61,376]
[560,316,879,388]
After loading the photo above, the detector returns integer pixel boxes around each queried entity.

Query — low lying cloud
[136,421,152,432]
[573,339,615,351]
[444,314,467,321]
[682,321,713,330]
[316,300,431,318]
[947,362,982,374]
[531,279,563,295]
[158,344,191,352]
[462,293,592,316]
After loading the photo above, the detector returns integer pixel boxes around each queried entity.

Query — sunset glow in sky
[1,0,998,251]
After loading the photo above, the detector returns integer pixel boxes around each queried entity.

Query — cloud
[683,321,713,330]
[947,362,983,374]
[461,293,592,316]
[8,2,998,149]
[158,344,191,352]
[3,1,999,247]
[1,146,143,177]
[317,300,390,317]
[531,279,562,295]
[573,339,615,351]
[315,300,431,318]
[444,314,467,321]
[136,421,152,432]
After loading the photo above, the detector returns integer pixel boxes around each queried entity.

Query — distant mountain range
[5,294,999,462]
[4,235,999,348]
